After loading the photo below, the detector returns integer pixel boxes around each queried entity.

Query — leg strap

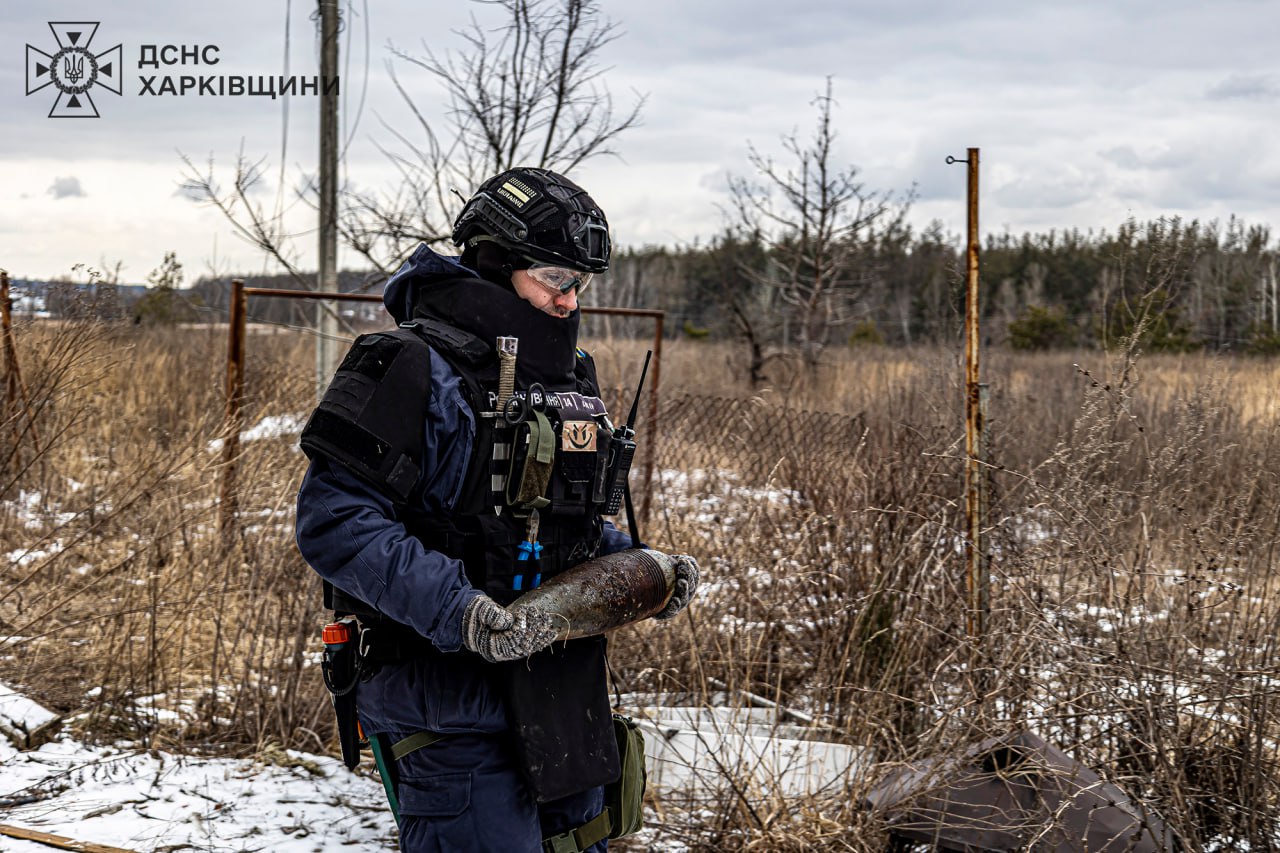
[542,808,612,853]
[392,730,448,760]
[370,731,451,830]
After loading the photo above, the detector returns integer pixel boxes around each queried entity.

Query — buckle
[542,831,580,853]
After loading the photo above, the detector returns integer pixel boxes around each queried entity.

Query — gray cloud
[1099,146,1143,170]
[47,176,85,199]
[994,167,1100,211]
[4,0,1280,278]
[1206,74,1280,101]
[1098,145,1193,172]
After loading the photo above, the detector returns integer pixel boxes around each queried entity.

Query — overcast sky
[2,0,1278,283]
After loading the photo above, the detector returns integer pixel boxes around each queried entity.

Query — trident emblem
[63,54,84,84]
[25,22,121,118]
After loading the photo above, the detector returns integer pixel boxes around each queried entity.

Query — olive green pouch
[605,713,646,838]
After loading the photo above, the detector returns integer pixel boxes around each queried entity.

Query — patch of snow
[5,541,66,568]
[0,681,59,738]
[0,732,391,852]
[206,413,306,454]
[3,490,76,531]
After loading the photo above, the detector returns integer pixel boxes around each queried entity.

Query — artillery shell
[508,548,677,640]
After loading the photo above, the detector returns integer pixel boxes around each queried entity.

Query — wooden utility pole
[316,0,340,396]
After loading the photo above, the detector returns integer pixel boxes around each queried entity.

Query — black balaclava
[413,249,580,389]
[461,241,531,290]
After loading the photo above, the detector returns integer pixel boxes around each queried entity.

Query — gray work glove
[654,554,700,620]
[462,594,558,663]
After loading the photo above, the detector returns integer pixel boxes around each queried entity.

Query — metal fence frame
[219,279,664,534]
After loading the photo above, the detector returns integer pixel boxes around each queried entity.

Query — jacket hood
[383,243,480,324]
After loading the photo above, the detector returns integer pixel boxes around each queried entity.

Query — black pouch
[501,635,619,803]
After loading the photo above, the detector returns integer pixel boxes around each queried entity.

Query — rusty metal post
[219,279,247,538]
[961,147,989,641]
[642,311,663,527]
[1,269,41,460]
[2,269,16,468]
[2,269,14,418]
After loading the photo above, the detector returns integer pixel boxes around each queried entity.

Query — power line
[274,0,292,228]
[340,0,370,160]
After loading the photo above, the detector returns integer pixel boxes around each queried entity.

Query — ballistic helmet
[451,167,611,273]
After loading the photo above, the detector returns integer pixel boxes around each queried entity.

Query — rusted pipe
[581,307,664,319]
[243,286,381,301]
[1,270,41,457]
[643,312,663,527]
[962,147,988,641]
[219,279,246,538]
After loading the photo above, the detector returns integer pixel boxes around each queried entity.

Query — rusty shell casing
[508,548,677,641]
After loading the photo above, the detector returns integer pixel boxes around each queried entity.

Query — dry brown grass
[3,317,1280,850]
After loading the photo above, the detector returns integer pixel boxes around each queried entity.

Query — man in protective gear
[296,166,698,852]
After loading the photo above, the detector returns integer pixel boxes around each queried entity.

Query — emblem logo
[26,23,122,118]
[562,421,598,452]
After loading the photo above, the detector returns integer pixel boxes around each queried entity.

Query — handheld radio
[602,350,651,515]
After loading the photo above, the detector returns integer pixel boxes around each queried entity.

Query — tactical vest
[301,318,622,618]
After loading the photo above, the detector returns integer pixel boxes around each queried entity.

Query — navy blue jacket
[296,246,632,735]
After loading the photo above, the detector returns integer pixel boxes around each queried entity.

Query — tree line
[590,214,1280,368]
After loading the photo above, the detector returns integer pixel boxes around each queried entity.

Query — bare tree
[727,78,907,369]
[183,0,642,279]
[180,148,313,287]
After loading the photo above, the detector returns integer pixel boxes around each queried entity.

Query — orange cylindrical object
[508,548,677,640]
[322,622,353,645]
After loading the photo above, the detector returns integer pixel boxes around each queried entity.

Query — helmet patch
[497,177,540,210]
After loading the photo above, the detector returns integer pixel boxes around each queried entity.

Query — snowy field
[0,681,862,852]
[1,683,392,852]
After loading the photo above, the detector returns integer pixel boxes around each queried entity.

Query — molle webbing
[300,329,434,502]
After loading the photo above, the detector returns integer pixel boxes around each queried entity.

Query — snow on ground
[0,682,861,853]
[0,684,391,853]
[205,413,307,454]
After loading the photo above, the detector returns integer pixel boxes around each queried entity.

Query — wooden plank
[0,823,137,853]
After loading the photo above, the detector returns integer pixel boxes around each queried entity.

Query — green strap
[368,734,401,829]
[369,731,449,830]
[391,730,447,760]
[530,409,554,465]
[542,808,613,853]
[507,410,554,510]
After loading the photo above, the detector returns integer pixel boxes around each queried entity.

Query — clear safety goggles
[525,261,593,295]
